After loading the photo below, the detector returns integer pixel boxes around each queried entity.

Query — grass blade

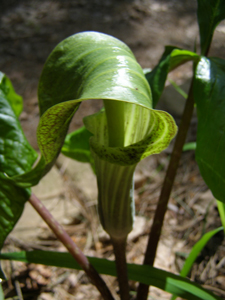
[217,201,225,232]
[0,251,222,300]
[170,226,223,300]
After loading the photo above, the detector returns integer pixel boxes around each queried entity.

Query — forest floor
[1,0,225,299]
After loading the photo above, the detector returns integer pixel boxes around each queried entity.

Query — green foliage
[0,73,38,250]
[179,227,223,278]
[61,126,94,165]
[145,47,199,107]
[0,72,37,177]
[194,57,225,203]
[171,227,223,300]
[0,72,23,117]
[197,0,225,55]
[0,251,221,300]
[0,174,31,251]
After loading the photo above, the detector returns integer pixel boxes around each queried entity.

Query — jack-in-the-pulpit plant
[38,32,177,298]
[0,31,177,299]
[2,3,225,297]
[50,32,177,241]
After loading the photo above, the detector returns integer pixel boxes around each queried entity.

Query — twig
[10,260,24,300]
[14,280,24,300]
[202,285,225,298]
[29,193,115,300]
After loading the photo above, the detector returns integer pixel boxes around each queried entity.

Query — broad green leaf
[197,0,225,55]
[145,46,176,108]
[169,49,200,71]
[145,47,199,107]
[0,73,38,250]
[0,251,221,300]
[0,174,30,250]
[61,126,94,167]
[194,57,225,203]
[0,72,23,117]
[0,79,38,177]
[11,31,176,187]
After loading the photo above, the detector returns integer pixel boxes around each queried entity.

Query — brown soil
[1,1,225,299]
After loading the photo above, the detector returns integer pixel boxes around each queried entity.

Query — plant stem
[29,193,115,300]
[136,79,195,300]
[111,236,130,300]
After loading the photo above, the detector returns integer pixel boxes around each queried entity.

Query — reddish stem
[29,193,115,300]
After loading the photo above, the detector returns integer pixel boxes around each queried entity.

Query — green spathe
[8,31,177,238]
[83,97,177,238]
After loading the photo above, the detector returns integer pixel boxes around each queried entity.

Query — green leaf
[194,57,225,203]
[0,174,30,250]
[197,0,225,55]
[145,47,199,107]
[0,72,38,250]
[0,72,23,117]
[0,251,221,300]
[0,78,38,178]
[62,126,94,166]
